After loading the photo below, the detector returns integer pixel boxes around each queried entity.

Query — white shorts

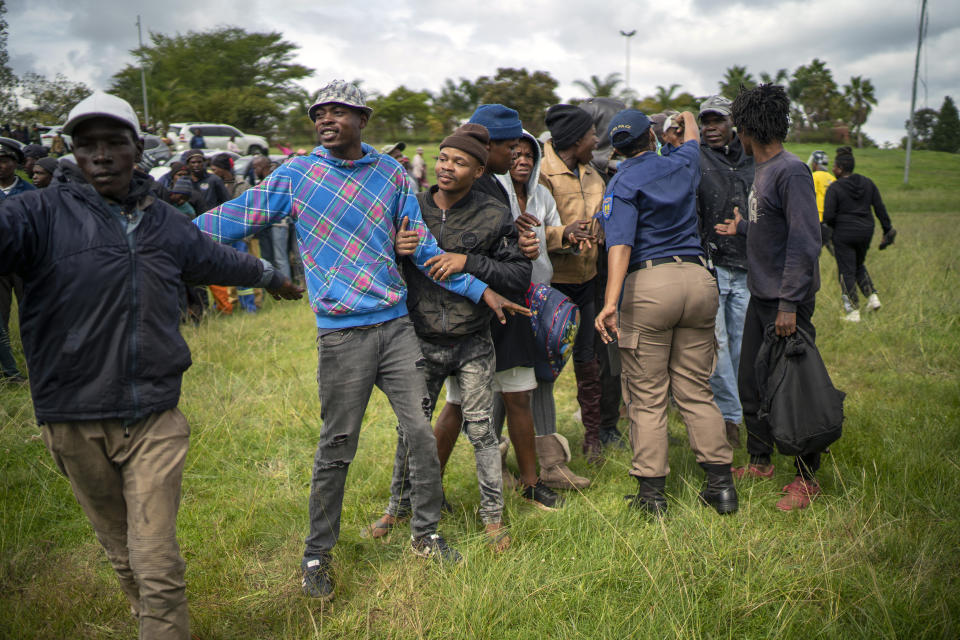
[444,366,537,404]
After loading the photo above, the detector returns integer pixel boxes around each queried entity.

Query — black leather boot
[699,463,739,515]
[627,476,667,517]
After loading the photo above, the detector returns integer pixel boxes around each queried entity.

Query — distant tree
[905,107,939,149]
[365,86,433,142]
[931,96,960,153]
[759,68,790,85]
[788,59,845,129]
[18,72,92,123]
[474,68,560,135]
[718,65,756,99]
[843,76,877,148]
[0,0,17,120]
[573,73,623,98]
[653,84,681,110]
[110,27,312,133]
[434,77,481,116]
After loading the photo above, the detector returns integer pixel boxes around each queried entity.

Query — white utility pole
[904,0,928,184]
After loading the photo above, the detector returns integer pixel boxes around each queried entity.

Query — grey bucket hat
[308,80,373,121]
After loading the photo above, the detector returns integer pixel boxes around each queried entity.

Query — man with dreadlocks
[715,84,827,511]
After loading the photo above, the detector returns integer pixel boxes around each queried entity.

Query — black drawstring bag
[755,325,845,456]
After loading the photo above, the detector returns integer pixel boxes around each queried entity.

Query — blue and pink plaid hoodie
[194,144,488,329]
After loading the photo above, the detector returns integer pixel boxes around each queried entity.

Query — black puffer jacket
[823,173,892,237]
[696,134,754,270]
[404,187,531,343]
[0,171,266,423]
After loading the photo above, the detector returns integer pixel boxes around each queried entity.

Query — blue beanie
[469,104,523,141]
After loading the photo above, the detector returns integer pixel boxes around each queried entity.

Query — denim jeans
[303,317,444,561]
[709,266,749,424]
[270,223,291,279]
[386,331,503,525]
[0,324,20,377]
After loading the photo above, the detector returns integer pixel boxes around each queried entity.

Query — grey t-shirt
[737,150,821,312]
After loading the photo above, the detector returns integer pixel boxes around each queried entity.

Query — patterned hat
[308,80,373,121]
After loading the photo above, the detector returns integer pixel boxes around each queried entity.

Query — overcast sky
[7,0,960,145]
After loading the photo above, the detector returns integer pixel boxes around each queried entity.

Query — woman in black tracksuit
[823,147,896,322]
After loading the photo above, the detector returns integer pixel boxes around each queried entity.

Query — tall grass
[1,147,958,639]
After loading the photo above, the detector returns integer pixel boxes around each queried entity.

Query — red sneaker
[731,463,775,479]
[776,476,821,511]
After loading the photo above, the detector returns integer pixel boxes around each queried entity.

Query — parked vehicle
[167,123,269,155]
[139,134,172,170]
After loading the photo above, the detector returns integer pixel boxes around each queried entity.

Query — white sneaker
[866,293,882,311]
[843,309,861,322]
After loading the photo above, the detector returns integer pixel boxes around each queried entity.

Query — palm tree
[843,76,877,148]
[573,73,623,98]
[719,65,756,99]
[759,68,790,85]
[653,84,681,110]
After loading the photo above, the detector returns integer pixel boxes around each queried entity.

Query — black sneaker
[410,533,462,564]
[520,479,564,511]
[301,556,334,601]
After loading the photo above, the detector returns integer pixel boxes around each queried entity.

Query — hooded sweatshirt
[194,143,488,330]
[822,173,892,238]
[496,130,564,285]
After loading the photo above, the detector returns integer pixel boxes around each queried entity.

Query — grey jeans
[386,331,503,525]
[42,409,190,640]
[303,317,444,560]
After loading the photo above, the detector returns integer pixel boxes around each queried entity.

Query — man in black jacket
[0,92,300,639]
[696,95,755,448]
[368,124,531,551]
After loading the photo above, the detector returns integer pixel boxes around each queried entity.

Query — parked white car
[167,122,269,155]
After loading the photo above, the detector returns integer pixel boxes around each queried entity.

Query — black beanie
[211,153,234,171]
[546,104,594,150]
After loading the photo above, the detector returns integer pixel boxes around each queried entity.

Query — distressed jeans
[303,317,444,561]
[709,265,749,424]
[386,331,503,525]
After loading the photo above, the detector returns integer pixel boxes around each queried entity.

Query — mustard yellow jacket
[539,140,605,284]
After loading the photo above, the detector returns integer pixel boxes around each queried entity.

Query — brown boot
[574,359,604,464]
[535,433,591,490]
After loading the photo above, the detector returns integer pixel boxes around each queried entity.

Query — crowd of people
[0,79,897,638]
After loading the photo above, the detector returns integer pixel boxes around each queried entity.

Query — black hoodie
[822,173,892,237]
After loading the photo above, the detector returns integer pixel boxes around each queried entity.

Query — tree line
[0,14,957,153]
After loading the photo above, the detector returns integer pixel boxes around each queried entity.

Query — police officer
[594,109,737,517]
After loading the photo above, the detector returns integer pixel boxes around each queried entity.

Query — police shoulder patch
[601,194,613,220]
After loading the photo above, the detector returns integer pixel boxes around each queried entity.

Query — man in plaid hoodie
[194,80,525,601]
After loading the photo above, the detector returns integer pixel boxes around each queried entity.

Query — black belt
[627,255,704,273]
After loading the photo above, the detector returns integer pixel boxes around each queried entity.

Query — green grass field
[2,145,959,639]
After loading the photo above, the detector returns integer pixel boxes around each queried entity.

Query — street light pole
[619,29,636,97]
[136,15,150,130]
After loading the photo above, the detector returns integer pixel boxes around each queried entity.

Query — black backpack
[755,325,845,456]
